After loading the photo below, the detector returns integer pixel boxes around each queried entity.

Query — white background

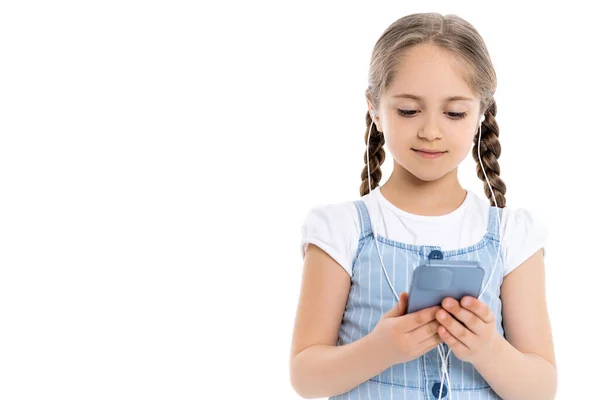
[0,1,598,399]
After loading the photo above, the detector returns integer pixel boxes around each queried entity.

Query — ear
[365,97,374,117]
[365,97,380,130]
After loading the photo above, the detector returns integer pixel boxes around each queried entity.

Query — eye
[396,110,467,120]
[447,112,467,119]
[396,109,419,117]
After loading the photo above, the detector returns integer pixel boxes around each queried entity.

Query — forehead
[385,43,476,102]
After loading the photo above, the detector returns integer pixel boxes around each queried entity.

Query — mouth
[411,148,447,159]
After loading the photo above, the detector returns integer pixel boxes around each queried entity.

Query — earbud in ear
[370,110,377,119]
[480,115,485,124]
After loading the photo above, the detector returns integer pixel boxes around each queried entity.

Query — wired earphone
[366,109,501,400]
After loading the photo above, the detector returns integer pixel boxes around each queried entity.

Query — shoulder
[300,199,362,277]
[464,191,549,277]
[500,205,549,277]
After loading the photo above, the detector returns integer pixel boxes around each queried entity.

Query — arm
[473,248,557,400]
[291,330,394,399]
[289,244,394,398]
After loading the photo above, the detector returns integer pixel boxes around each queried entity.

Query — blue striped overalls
[330,199,505,400]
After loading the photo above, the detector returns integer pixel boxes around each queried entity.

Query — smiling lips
[412,148,447,159]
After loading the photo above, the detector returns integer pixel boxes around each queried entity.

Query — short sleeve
[500,207,549,277]
[300,201,360,277]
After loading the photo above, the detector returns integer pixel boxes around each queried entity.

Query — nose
[418,116,443,141]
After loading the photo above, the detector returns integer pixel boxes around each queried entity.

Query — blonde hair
[361,12,506,207]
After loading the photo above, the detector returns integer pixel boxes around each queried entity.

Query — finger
[404,305,442,332]
[421,332,444,353]
[460,296,495,324]
[412,320,442,343]
[383,292,409,318]
[436,309,476,349]
[438,326,469,354]
[441,297,486,335]
[397,292,408,316]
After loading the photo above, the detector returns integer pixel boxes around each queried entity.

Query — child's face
[370,43,482,182]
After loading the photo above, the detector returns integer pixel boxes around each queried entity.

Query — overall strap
[487,205,504,238]
[354,199,373,240]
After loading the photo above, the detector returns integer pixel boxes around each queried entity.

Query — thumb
[383,292,408,318]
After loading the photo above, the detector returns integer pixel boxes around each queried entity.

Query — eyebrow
[392,94,474,102]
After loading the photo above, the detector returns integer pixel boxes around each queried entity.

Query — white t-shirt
[300,186,548,278]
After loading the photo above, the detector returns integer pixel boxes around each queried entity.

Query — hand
[372,292,444,365]
[435,296,502,366]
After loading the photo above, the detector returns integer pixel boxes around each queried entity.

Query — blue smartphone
[406,260,485,314]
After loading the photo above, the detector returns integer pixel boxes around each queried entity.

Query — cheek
[449,131,475,152]
[383,131,401,147]
[457,138,473,153]
[382,132,413,160]
[451,141,473,164]
[382,128,403,148]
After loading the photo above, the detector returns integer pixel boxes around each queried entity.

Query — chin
[410,170,446,182]
[392,151,459,182]
[404,164,453,182]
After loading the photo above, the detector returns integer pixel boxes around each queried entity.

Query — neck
[379,162,467,216]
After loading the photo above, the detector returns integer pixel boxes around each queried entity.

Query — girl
[289,13,557,400]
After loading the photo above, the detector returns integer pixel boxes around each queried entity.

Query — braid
[360,111,386,196]
[472,99,507,208]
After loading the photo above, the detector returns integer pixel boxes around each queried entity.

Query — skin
[367,42,482,217]
[290,42,556,399]
[368,42,556,390]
